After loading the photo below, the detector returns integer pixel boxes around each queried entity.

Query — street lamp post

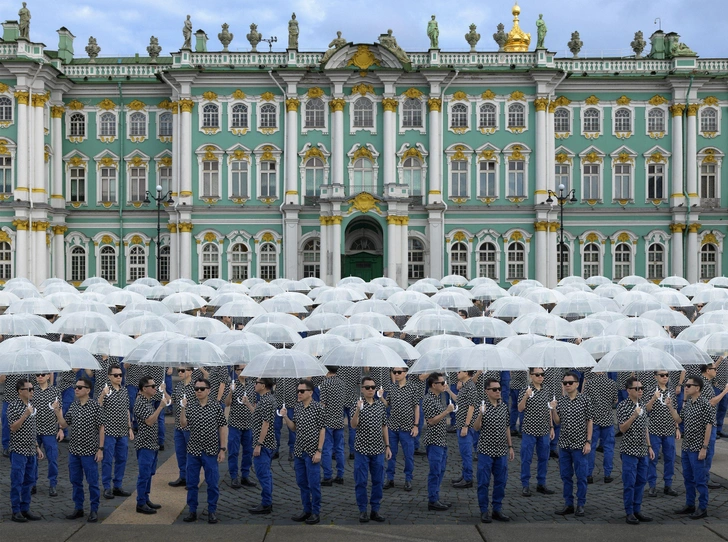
[144,185,174,280]
[546,183,577,281]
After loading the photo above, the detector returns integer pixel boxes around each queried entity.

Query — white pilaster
[382,103,396,186]
[15,91,29,201]
[284,211,299,279]
[535,223,548,285]
[285,100,299,204]
[51,105,64,208]
[427,99,442,204]
[179,99,193,202]
[331,103,344,185]
[168,222,178,281]
[52,226,65,279]
[387,217,397,281]
[33,225,47,285]
[546,105,555,193]
[172,101,180,197]
[31,94,46,204]
[534,98,548,203]
[686,106,698,204]
[319,219,328,286]
[548,222,559,287]
[400,219,409,288]
[686,223,699,284]
[671,224,684,278]
[428,210,444,279]
[332,217,341,283]
[671,107,684,205]
[179,220,192,279]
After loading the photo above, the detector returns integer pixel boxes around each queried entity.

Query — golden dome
[504,1,531,53]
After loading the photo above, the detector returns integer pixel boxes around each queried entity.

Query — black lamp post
[546,183,577,281]
[143,185,174,280]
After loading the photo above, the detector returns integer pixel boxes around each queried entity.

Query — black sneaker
[333,477,344,485]
[321,478,333,486]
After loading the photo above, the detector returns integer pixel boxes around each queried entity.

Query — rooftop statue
[379,29,409,64]
[535,14,547,49]
[18,2,30,40]
[465,23,481,52]
[288,13,299,49]
[321,31,347,63]
[218,23,233,52]
[247,23,262,52]
[427,16,439,49]
[182,15,192,49]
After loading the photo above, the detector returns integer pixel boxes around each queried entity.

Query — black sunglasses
[297,388,312,394]
[75,385,90,390]
[110,373,123,377]
[684,383,698,388]
[531,373,545,377]
[562,381,577,386]
[36,373,48,377]
[178,369,188,373]
[629,386,644,391]
[486,387,501,392]
[194,387,209,392]
[656,373,669,378]
[362,385,377,390]
[392,370,406,375]
[433,381,446,386]
[142,384,157,389]
[22,387,34,392]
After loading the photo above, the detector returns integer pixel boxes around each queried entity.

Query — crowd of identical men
[2,343,723,525]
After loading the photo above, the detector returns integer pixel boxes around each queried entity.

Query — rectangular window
[71,251,86,282]
[478,251,497,279]
[0,244,11,279]
[0,157,12,193]
[129,253,146,281]
[451,160,467,197]
[202,161,219,198]
[408,257,425,279]
[129,166,146,202]
[648,251,664,280]
[231,262,248,281]
[69,167,85,202]
[100,167,116,203]
[159,247,170,283]
[647,164,665,200]
[701,164,717,199]
[260,251,277,281]
[260,161,276,197]
[158,167,172,196]
[303,252,320,278]
[478,161,496,197]
[583,164,600,200]
[555,164,570,193]
[231,161,248,198]
[507,253,525,279]
[305,167,323,197]
[507,161,525,197]
[613,163,631,200]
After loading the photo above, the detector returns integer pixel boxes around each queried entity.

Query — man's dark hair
[700,364,714,374]
[298,379,314,392]
[16,378,29,391]
[194,378,211,388]
[688,375,704,391]
[529,368,543,375]
[563,371,580,383]
[77,377,92,389]
[259,378,275,390]
[624,377,640,390]
[484,378,500,390]
[325,365,338,374]
[107,364,121,375]
[361,376,375,387]
[139,375,154,389]
[427,372,443,387]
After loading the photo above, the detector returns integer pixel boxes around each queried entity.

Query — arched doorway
[343,217,384,281]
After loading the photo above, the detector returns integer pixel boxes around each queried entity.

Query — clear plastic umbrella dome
[120,314,180,336]
[303,313,348,333]
[640,308,692,327]
[370,277,398,288]
[307,286,331,302]
[520,339,596,369]
[691,288,728,306]
[136,337,230,367]
[694,332,728,357]
[43,342,101,369]
[694,310,728,327]
[652,289,692,308]
[103,290,146,307]
[636,337,713,366]
[204,330,264,347]
[507,280,544,297]
[632,283,663,295]
[115,310,156,325]
[659,276,690,289]
[0,291,20,308]
[497,333,552,355]
[440,274,468,288]
[402,309,470,337]
[699,300,728,314]
[161,292,207,313]
[175,317,231,338]
[223,339,277,365]
[208,292,255,308]
[618,275,650,287]
[407,348,461,374]
[80,277,109,288]
[74,331,138,357]
[677,323,728,343]
[213,301,267,319]
[359,336,420,360]
[603,317,669,340]
[61,301,114,317]
[260,297,309,315]
[245,323,302,345]
[571,318,608,339]
[292,334,350,358]
[43,282,80,296]
[510,313,581,340]
[431,291,475,310]
[242,278,266,288]
[5,298,59,316]
[0,347,70,374]
[372,287,405,300]
[552,298,611,319]
[247,313,308,333]
[0,314,51,335]
[272,291,314,307]
[594,344,683,372]
[441,344,528,372]
[44,292,83,310]
[146,285,175,300]
[414,334,474,355]
[162,313,194,325]
[243,349,327,378]
[313,287,367,305]
[593,283,628,299]
[134,277,161,288]
[0,336,51,353]
[181,284,217,299]
[319,343,404,368]
[520,287,566,306]
[348,313,400,333]
[201,278,226,289]
[387,290,429,307]
[708,277,728,289]
[215,283,251,295]
[621,299,670,317]
[465,317,516,339]
[470,285,510,302]
[395,298,441,316]
[4,285,42,299]
[338,276,366,286]
[558,276,588,286]
[283,280,312,293]
[327,323,381,341]
[310,300,355,316]
[614,291,656,308]
[580,335,633,360]
[586,311,629,324]
[344,299,403,317]
[407,282,439,295]
[681,283,713,299]
[123,284,152,296]
[468,277,499,288]
[249,283,285,299]
[52,311,121,335]
[555,283,593,294]
[489,297,547,320]
[301,276,326,288]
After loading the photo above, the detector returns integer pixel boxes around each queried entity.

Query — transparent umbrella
[204,330,263,347]
[652,290,692,308]
[175,317,230,338]
[416,278,443,289]
[586,311,629,324]
[677,323,728,343]
[202,278,227,289]
[338,277,366,286]
[272,292,314,307]
[43,342,101,369]
[691,288,728,306]
[292,334,350,357]
[121,301,171,316]
[224,339,277,365]
[497,333,552,355]
[470,285,510,302]
[372,287,405,301]
[360,336,420,360]
[0,291,20,307]
[80,277,109,288]
[468,277,499,288]
[5,298,59,316]
[580,335,633,360]
[146,285,175,300]
[660,276,690,289]
[603,318,669,340]
[319,343,404,368]
[304,313,348,333]
[43,283,79,295]
[243,349,327,378]
[242,278,266,288]
[182,284,217,299]
[348,313,400,333]
[283,280,312,293]
[614,291,656,308]
[161,292,207,313]
[558,276,588,286]
[120,314,180,336]
[414,334,474,355]
[208,292,255,308]
[215,283,251,295]
[593,284,628,299]
[594,344,682,372]
[508,280,544,297]
[695,332,728,357]
[0,314,51,335]
[636,337,713,366]
[681,283,713,299]
[700,300,728,313]
[431,291,474,310]
[44,292,83,310]
[125,285,152,297]
[402,309,470,337]
[640,309,692,327]
[134,277,161,288]
[247,313,308,333]
[442,344,528,372]
[571,318,608,339]
[74,331,138,357]
[135,337,231,367]
[310,300,355,316]
[0,347,70,374]
[510,313,580,339]
[301,276,326,288]
[163,313,194,325]
[213,301,267,319]
[396,298,441,316]
[245,323,302,345]
[618,275,650,287]
[103,290,146,307]
[489,297,547,320]
[260,297,309,315]
[632,283,662,295]
[520,288,566,306]
[551,298,611,318]
[314,287,367,305]
[621,299,670,317]
[345,300,403,316]
[0,336,51,353]
[61,301,114,317]
[465,317,516,340]
[694,310,728,327]
[709,277,728,289]
[407,348,461,374]
[327,323,381,341]
[52,311,120,335]
[521,340,596,369]
[5,285,42,299]
[407,282,439,295]
[249,283,285,299]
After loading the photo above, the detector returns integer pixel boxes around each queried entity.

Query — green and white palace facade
[0,5,726,288]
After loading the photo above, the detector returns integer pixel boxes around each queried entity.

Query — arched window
[352,158,373,193]
[202,243,220,280]
[69,113,85,137]
[583,108,599,132]
[614,108,631,132]
[202,104,219,128]
[70,246,86,282]
[478,242,497,279]
[231,104,248,128]
[305,157,324,196]
[450,242,468,277]
[0,96,12,122]
[129,245,147,282]
[129,112,146,137]
[259,242,277,281]
[701,244,718,280]
[99,245,116,282]
[479,103,496,129]
[583,243,600,278]
[403,98,422,128]
[647,243,665,280]
[303,239,320,278]
[508,103,525,128]
[556,242,569,281]
[701,109,718,133]
[402,157,422,196]
[305,98,325,128]
[554,108,570,132]
[614,243,631,280]
[231,159,248,198]
[648,109,665,133]
[99,112,116,137]
[159,245,170,283]
[507,242,525,280]
[158,112,173,137]
[351,238,375,251]
[451,103,468,129]
[408,238,425,280]
[230,243,249,281]
[260,104,277,128]
[353,98,373,128]
[0,241,11,279]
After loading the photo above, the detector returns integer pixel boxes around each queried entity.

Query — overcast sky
[1,0,724,59]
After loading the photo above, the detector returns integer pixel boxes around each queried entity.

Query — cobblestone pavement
[1,416,728,525]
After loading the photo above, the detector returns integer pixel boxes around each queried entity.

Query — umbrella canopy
[103,290,146,307]
[700,300,728,313]
[431,291,474,310]
[618,275,650,287]
[465,317,516,339]
[594,344,683,372]
[497,333,552,355]
[245,323,302,345]
[520,287,566,306]
[640,309,692,327]
[694,310,728,327]
[74,331,138,357]
[677,323,728,343]
[0,336,51,353]
[593,284,628,299]
[440,274,469,287]
[344,299,403,316]
[301,276,326,288]
[407,282,439,295]
[243,349,327,378]
[146,285,175,300]
[161,292,207,313]
[510,313,580,339]
[247,313,308,333]
[5,285,42,299]
[470,285,509,302]
[0,291,20,307]
[468,277,499,288]
[80,277,109,288]
[695,332,728,357]
[586,311,629,324]
[709,277,728,289]
[571,318,608,339]
[0,314,51,335]
[204,330,263,347]
[407,348,461,374]
[260,297,309,315]
[283,280,313,293]
[508,280,544,297]
[489,297,547,320]
[0,347,70,374]
[551,298,610,318]
[43,292,83,310]
[603,317,669,340]
[402,309,470,337]
[652,289,692,308]
[396,298,441,316]
[5,298,59,316]
[292,334,350,358]
[621,299,670,317]
[249,283,285,299]
[208,292,255,307]
[213,301,267,318]
[223,339,277,365]
[303,313,348,332]
[442,344,528,372]
[521,340,596,369]
[580,335,633,360]
[136,337,230,367]
[43,342,101,369]
[414,334,475,355]
[175,317,231,338]
[61,301,115,317]
[636,337,713,366]
[348,313,400,333]
[359,336,420,360]
[681,283,713,300]
[327,323,381,341]
[119,314,180,336]
[372,287,405,300]
[52,311,121,335]
[691,288,728,306]
[319,343,404,368]
[123,301,172,316]
[659,276,690,289]
[313,287,367,305]
[310,300,356,316]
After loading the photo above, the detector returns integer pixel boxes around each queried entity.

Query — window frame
[477,240,499,280]
[127,243,148,282]
[157,111,173,141]
[97,111,117,142]
[127,111,148,141]
[302,238,321,278]
[700,243,719,281]
[699,106,720,137]
[449,241,469,278]
[200,102,220,134]
[400,97,425,134]
[254,144,282,201]
[612,107,633,137]
[506,241,526,281]
[646,106,668,137]
[478,102,498,134]
[613,242,633,281]
[256,101,280,134]
[581,241,602,279]
[646,242,665,280]
[581,107,602,138]
[0,239,12,280]
[506,102,526,133]
[0,95,13,125]
[228,99,251,135]
[228,242,250,282]
[67,112,87,142]
[201,242,221,281]
[407,236,426,281]
[258,241,278,281]
[554,107,571,136]
[304,98,326,130]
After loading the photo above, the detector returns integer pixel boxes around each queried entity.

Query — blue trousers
[477,453,508,513]
[354,452,384,513]
[559,448,588,507]
[387,429,414,482]
[413,403,424,450]
[621,453,648,515]
[68,453,100,512]
[154,401,166,446]
[714,386,728,433]
[344,406,357,455]
[102,435,128,490]
[294,454,321,515]
[1,401,8,450]
[273,415,295,454]
[509,389,524,430]
[227,427,253,480]
[62,387,75,438]
[588,425,615,478]
[457,428,477,481]
[10,452,36,513]
[426,445,447,503]
[174,429,190,479]
[707,426,717,473]
[550,424,561,453]
[38,434,59,487]
[253,447,274,506]
[322,427,345,479]
[136,448,158,507]
[520,433,549,487]
[186,453,220,514]
[648,434,676,488]
[682,449,709,510]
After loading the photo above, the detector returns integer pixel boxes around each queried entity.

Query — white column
[671,224,684,278]
[285,99,299,204]
[34,222,48,285]
[319,218,328,286]
[332,217,341,283]
[32,94,46,204]
[172,102,180,197]
[535,222,548,285]
[534,98,548,203]
[686,223,699,284]
[168,223,178,281]
[179,99,193,201]
[428,210,444,278]
[686,105,698,204]
[14,219,28,278]
[331,101,345,185]
[671,106,684,205]
[382,100,397,187]
[179,222,192,279]
[400,218,409,288]
[50,106,64,207]
[15,92,29,201]
[546,104,555,193]
[284,211,299,279]
[548,222,559,287]
[427,99,442,203]
[52,225,65,279]
[387,217,397,281]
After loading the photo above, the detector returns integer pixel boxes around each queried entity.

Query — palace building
[0,4,726,287]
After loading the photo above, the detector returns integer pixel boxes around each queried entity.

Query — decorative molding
[307,87,324,99]
[127,99,146,111]
[402,88,423,99]
[616,95,631,106]
[508,90,525,101]
[202,91,218,102]
[648,95,669,106]
[351,83,375,96]
[584,95,600,105]
[427,98,441,112]
[97,98,116,110]
[347,192,381,214]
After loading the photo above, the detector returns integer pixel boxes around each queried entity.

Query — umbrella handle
[276,402,286,417]
[47,403,54,411]
[377,387,384,398]
[548,395,556,410]
[449,398,458,413]
[480,400,486,414]
[237,397,245,405]
[231,381,236,391]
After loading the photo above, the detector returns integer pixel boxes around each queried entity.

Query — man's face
[392,368,407,383]
[361,380,376,398]
[627,381,644,402]
[74,381,90,398]
[141,380,157,398]
[685,380,700,398]
[194,382,210,400]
